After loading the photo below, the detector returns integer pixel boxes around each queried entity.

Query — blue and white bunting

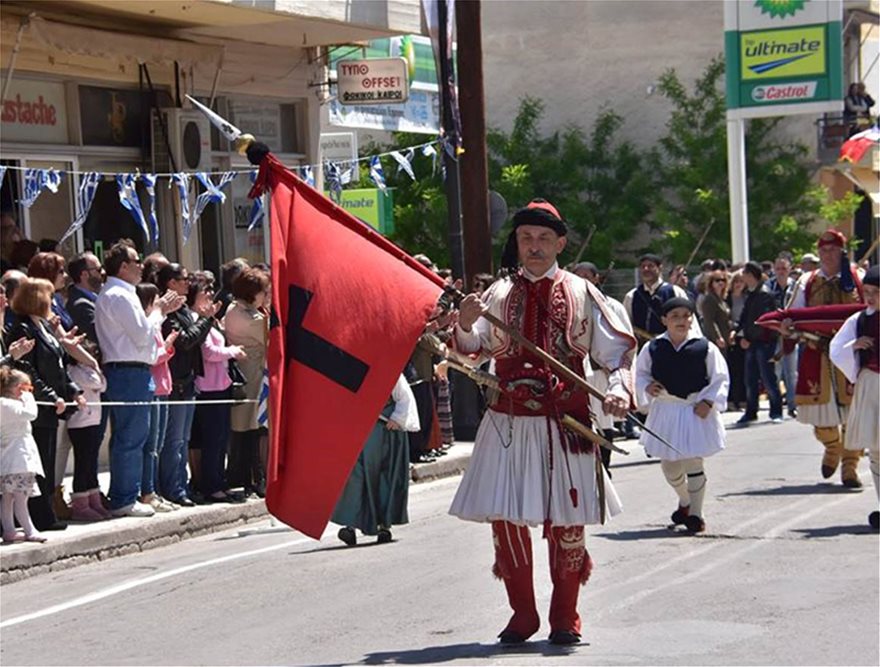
[193,171,236,224]
[142,173,159,245]
[20,168,63,208]
[340,162,354,186]
[117,173,151,241]
[422,143,438,176]
[171,173,192,244]
[247,170,265,231]
[59,172,102,244]
[0,166,7,185]
[390,149,416,181]
[369,156,387,192]
[325,162,343,202]
[257,364,270,427]
[301,165,315,188]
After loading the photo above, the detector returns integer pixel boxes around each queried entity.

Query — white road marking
[0,529,328,629]
[0,476,459,630]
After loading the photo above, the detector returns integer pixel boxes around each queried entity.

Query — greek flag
[171,173,192,244]
[247,170,265,231]
[422,143,438,176]
[117,173,150,241]
[390,149,415,181]
[325,163,343,202]
[301,165,315,188]
[142,173,159,245]
[59,172,102,244]
[20,168,63,208]
[192,171,237,227]
[369,156,387,192]
[257,364,270,427]
[0,166,7,185]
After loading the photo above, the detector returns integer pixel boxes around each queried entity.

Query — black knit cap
[865,265,879,287]
[661,297,696,316]
[500,199,567,271]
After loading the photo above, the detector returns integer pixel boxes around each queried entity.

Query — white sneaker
[110,502,155,518]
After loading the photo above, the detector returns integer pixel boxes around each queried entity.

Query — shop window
[79,85,172,148]
[0,160,76,260]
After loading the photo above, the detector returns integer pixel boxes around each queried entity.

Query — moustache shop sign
[336,58,410,105]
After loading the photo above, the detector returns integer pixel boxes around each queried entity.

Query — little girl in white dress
[1,367,47,544]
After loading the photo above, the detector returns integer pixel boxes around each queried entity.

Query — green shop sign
[325,188,394,235]
[724,0,842,119]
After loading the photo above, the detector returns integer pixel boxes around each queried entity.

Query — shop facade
[1,2,422,272]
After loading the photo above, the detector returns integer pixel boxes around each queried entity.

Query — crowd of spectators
[1,215,273,540]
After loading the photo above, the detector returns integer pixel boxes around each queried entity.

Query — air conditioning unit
[151,108,212,174]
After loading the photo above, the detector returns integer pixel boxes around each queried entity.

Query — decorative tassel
[569,486,578,508]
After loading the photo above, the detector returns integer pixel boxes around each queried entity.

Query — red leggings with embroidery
[491,520,593,637]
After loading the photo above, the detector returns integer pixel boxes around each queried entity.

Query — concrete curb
[0,443,473,584]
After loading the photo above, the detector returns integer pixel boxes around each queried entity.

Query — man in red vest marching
[785,229,865,488]
[452,200,636,646]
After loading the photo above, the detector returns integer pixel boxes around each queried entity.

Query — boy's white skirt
[845,369,879,452]
[449,411,622,527]
[639,394,725,461]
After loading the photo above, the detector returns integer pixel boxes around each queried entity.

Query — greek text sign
[336,58,409,105]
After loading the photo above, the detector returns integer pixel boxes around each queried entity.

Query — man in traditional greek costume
[452,200,635,646]
[786,229,865,488]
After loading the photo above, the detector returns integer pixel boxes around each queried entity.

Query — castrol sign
[336,58,409,105]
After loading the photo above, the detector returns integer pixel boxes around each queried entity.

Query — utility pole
[437,0,465,280]
[456,0,491,287]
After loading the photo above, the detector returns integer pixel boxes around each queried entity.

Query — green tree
[487,98,653,268]
[650,55,828,263]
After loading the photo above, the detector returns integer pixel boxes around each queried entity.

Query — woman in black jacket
[155,264,217,505]
[8,278,88,530]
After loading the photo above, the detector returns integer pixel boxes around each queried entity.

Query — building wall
[481,0,816,152]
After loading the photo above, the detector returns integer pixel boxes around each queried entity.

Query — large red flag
[250,154,446,538]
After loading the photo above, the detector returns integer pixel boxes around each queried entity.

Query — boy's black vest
[856,310,880,373]
[648,337,710,399]
[632,282,677,334]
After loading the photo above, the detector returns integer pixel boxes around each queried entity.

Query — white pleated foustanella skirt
[845,369,879,453]
[639,393,726,461]
[449,410,622,527]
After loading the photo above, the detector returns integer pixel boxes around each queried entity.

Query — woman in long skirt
[333,374,420,545]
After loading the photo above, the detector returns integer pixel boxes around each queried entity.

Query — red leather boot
[492,520,540,643]
[547,525,592,645]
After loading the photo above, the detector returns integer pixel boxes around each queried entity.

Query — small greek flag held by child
[257,364,270,427]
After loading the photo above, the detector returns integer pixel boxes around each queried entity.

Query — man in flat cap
[622,253,693,438]
[785,229,865,488]
[452,199,636,646]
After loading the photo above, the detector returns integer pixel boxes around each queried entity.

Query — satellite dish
[489,190,508,236]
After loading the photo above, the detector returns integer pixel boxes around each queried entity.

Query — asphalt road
[1,414,877,666]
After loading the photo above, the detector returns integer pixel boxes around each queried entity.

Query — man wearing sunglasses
[95,240,185,518]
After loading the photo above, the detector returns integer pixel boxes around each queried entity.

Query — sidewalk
[0,442,474,584]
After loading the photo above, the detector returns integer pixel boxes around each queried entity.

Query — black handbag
[228,359,248,401]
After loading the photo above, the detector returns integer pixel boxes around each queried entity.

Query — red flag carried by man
[250,154,445,538]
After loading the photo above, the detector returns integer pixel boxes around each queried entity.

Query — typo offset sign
[336,58,409,106]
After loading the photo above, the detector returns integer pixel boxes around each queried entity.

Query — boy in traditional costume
[829,265,879,528]
[635,298,729,534]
